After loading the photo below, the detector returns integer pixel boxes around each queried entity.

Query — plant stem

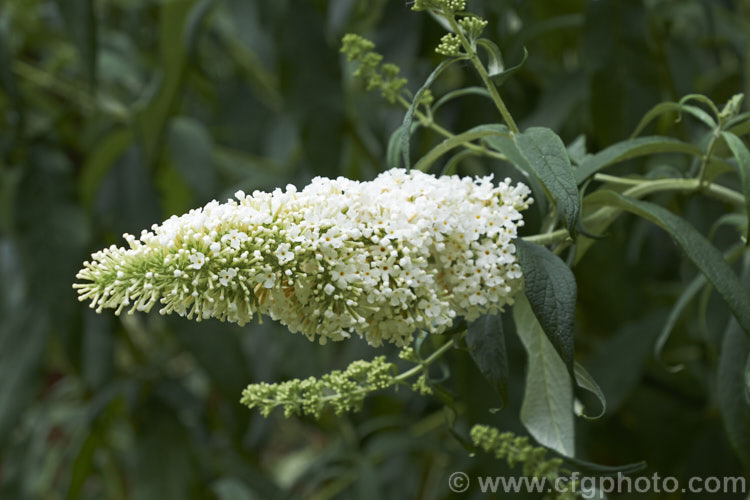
[396,95,507,162]
[395,331,465,383]
[522,177,746,246]
[697,128,722,185]
[446,16,519,133]
[312,331,466,405]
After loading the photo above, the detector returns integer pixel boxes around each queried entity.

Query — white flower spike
[74,169,532,346]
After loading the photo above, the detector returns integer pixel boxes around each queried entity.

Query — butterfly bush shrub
[72,0,750,488]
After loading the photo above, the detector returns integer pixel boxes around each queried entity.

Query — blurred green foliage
[1,0,749,498]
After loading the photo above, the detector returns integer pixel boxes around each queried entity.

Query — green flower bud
[436,33,462,57]
[240,356,396,418]
[458,16,488,40]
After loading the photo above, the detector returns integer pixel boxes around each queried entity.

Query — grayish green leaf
[575,136,702,184]
[400,59,458,170]
[487,127,579,233]
[430,86,491,115]
[721,131,750,242]
[585,314,664,414]
[590,191,750,340]
[515,238,577,372]
[631,101,716,138]
[413,124,507,172]
[514,296,575,457]
[466,313,508,405]
[573,362,606,419]
[487,46,528,86]
[718,314,750,469]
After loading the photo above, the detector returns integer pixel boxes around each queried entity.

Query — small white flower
[218,268,237,286]
[257,267,275,288]
[222,229,248,249]
[189,252,206,270]
[275,243,294,264]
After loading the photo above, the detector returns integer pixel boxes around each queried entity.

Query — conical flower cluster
[74,169,532,346]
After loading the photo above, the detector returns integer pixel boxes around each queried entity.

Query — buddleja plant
[74,0,750,493]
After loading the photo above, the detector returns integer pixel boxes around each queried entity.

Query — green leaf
[656,243,745,372]
[476,40,529,86]
[413,124,508,172]
[721,131,750,242]
[400,59,458,170]
[567,135,589,166]
[441,149,477,176]
[718,313,750,469]
[559,455,647,477]
[573,362,606,419]
[430,86,491,115]
[488,46,528,86]
[515,238,577,373]
[630,101,716,138]
[589,191,750,340]
[514,296,575,457]
[655,272,705,373]
[585,313,664,414]
[466,314,508,405]
[486,127,579,233]
[386,122,419,169]
[475,38,504,75]
[575,136,702,184]
[727,115,750,138]
[679,93,721,117]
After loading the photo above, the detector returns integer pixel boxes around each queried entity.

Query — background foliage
[1,0,749,498]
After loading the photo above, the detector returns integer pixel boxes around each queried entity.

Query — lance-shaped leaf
[721,131,750,242]
[515,238,577,373]
[466,313,508,406]
[400,59,458,170]
[719,310,750,470]
[487,127,579,234]
[575,136,701,184]
[589,191,750,339]
[631,100,716,138]
[514,296,575,457]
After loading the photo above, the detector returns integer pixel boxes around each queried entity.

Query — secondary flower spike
[74,169,532,346]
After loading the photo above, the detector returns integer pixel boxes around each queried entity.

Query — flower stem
[446,16,519,133]
[395,331,465,383]
[697,128,722,185]
[396,95,507,162]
